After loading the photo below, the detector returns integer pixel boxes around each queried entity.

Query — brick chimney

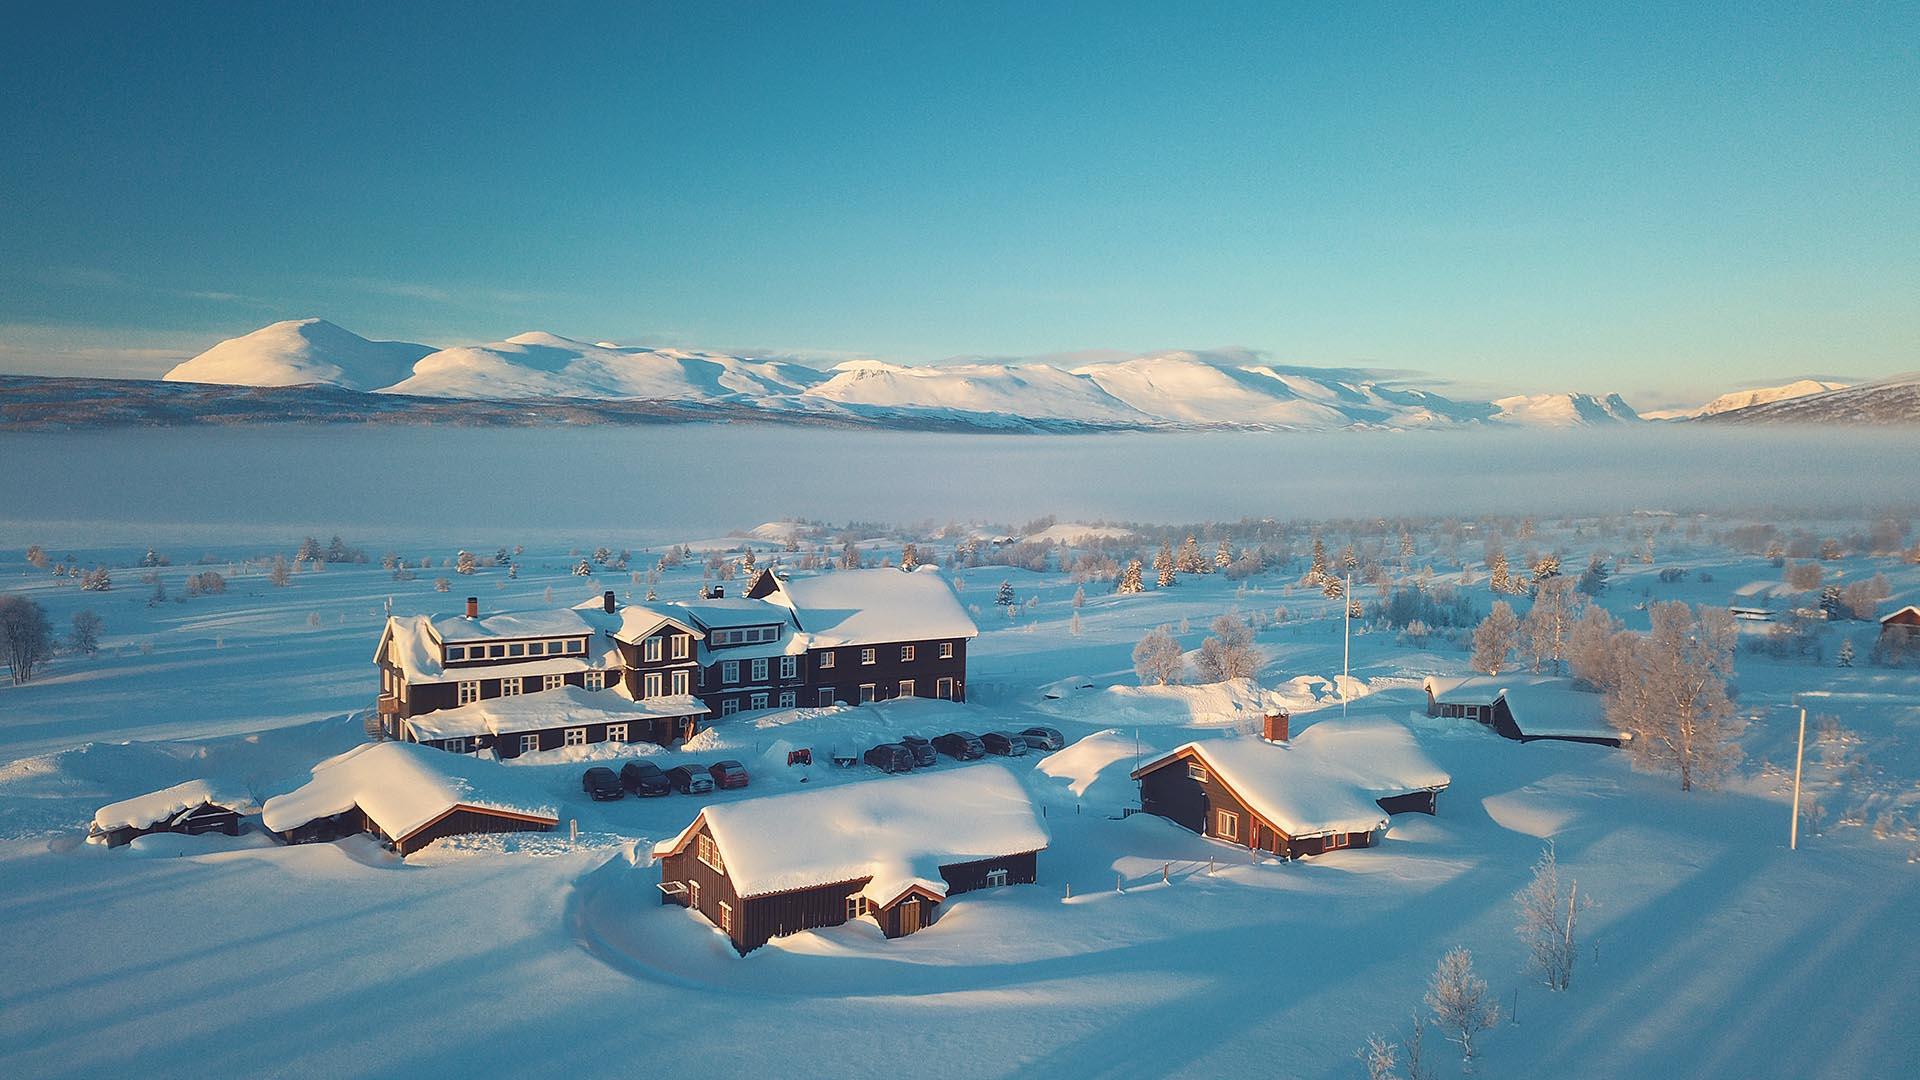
[1263,709,1290,743]
[602,590,617,614]
[465,596,478,620]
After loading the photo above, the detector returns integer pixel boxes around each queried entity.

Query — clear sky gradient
[1,3,1914,406]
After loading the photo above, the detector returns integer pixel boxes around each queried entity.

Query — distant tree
[1530,553,1561,583]
[1471,602,1520,675]
[1567,606,1622,690]
[296,536,322,564]
[507,563,518,580]
[1157,561,1177,589]
[1839,574,1890,621]
[1400,532,1416,563]
[995,580,1016,607]
[1176,535,1207,574]
[1576,552,1610,597]
[79,566,114,592]
[1072,585,1086,608]
[1488,551,1515,595]
[1837,638,1855,667]
[592,546,613,565]
[185,571,227,596]
[1608,602,1741,791]
[1069,611,1083,637]
[25,544,48,569]
[1425,947,1499,1064]
[1515,843,1582,991]
[495,546,512,566]
[456,550,478,575]
[1785,560,1823,591]
[267,556,291,587]
[1819,585,1843,619]
[147,575,168,605]
[1357,1034,1400,1080]
[1116,559,1145,595]
[1132,626,1184,686]
[325,536,350,562]
[0,594,55,684]
[1520,576,1584,674]
[69,610,104,656]
[434,576,452,592]
[1764,538,1786,566]
[1215,539,1232,569]
[1307,535,1329,584]
[573,559,593,577]
[898,544,917,571]
[1153,541,1175,585]
[1194,615,1260,682]
[1819,537,1843,561]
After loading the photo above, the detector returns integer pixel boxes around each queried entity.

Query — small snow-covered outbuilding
[262,742,559,856]
[652,765,1047,954]
[1129,732,1406,858]
[1423,674,1628,747]
[1880,605,1920,651]
[89,780,254,848]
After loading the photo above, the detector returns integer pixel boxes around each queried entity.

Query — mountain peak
[162,319,435,391]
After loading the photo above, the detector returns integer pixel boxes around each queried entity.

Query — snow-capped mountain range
[154,318,1679,432]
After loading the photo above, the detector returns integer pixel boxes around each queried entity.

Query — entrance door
[936,677,953,700]
[898,898,922,935]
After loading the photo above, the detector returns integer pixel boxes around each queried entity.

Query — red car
[707,760,750,790]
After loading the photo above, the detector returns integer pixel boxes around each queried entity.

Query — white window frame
[751,657,768,682]
[721,698,741,717]
[443,737,467,754]
[1187,761,1209,782]
[458,681,481,706]
[985,868,1009,888]
[901,644,915,662]
[487,643,506,659]
[780,655,797,680]
[500,676,522,697]
[543,674,563,692]
[846,895,867,920]
[859,683,877,703]
[749,692,768,711]
[644,672,664,698]
[698,834,725,872]
[939,641,954,659]
[520,733,540,754]
[860,647,876,665]
[567,639,585,654]
[1215,809,1239,841]
[936,677,953,700]
[671,670,689,695]
[719,901,733,934]
[689,879,701,910]
[446,645,468,661]
[643,637,663,662]
[817,688,835,707]
[721,661,739,685]
[898,679,915,698]
[672,634,691,659]
[778,691,796,709]
[565,727,587,747]
[507,642,526,658]
[819,652,835,669]
[583,670,605,691]
[606,723,628,743]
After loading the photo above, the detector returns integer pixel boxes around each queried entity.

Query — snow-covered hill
[1489,392,1642,427]
[1697,372,1920,426]
[1643,379,1850,420]
[149,319,1678,432]
[162,318,435,391]
[383,332,827,403]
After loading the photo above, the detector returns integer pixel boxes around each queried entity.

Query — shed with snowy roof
[651,765,1047,954]
[262,741,559,856]
[89,780,255,848]
[1422,674,1628,747]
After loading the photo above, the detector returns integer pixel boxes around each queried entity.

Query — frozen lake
[1,424,1916,549]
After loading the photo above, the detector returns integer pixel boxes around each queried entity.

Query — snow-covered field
[2,430,1919,1079]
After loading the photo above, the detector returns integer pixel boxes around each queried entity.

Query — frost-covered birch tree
[1514,843,1581,991]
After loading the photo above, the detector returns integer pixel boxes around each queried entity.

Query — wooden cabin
[1880,605,1920,652]
[652,765,1047,955]
[89,780,251,848]
[263,742,558,857]
[1423,674,1628,747]
[1130,732,1392,859]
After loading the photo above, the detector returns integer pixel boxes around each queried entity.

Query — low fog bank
[1,425,1915,547]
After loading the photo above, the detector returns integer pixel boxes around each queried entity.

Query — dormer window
[566,639,585,655]
[447,645,468,662]
[507,643,525,658]
[487,644,506,660]
[711,626,780,647]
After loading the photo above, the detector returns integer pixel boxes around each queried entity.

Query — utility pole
[1342,570,1353,716]
[1790,704,1808,850]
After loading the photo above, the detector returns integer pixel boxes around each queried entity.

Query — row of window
[446,637,587,663]
[719,690,798,716]
[718,655,799,685]
[709,625,781,647]
[640,634,694,663]
[818,641,955,669]
[711,676,958,716]
[438,721,631,757]
[456,670,606,705]
[639,670,693,698]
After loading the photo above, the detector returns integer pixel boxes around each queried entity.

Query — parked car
[1019,726,1065,751]
[620,760,671,797]
[666,764,714,794]
[864,743,916,773]
[897,734,937,768]
[581,766,624,800]
[933,731,986,760]
[708,760,750,790]
[981,731,1029,757]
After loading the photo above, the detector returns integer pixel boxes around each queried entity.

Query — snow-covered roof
[597,603,702,644]
[766,566,978,647]
[92,780,254,833]
[1288,717,1451,796]
[403,685,708,741]
[262,742,558,843]
[1423,674,1623,740]
[429,608,596,643]
[1132,738,1390,838]
[675,597,793,630]
[381,615,619,683]
[653,765,1047,899]
[1881,605,1920,625]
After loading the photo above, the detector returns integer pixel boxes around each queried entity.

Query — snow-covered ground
[2,496,1919,1078]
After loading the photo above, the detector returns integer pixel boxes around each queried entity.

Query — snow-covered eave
[737,848,1045,901]
[394,802,559,846]
[1130,743,1389,838]
[1880,605,1920,625]
[606,612,703,645]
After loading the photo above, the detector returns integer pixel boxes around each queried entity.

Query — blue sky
[1,3,1914,406]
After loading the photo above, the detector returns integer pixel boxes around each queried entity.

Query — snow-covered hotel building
[375,567,977,757]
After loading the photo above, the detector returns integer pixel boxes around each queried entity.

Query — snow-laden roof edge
[93,780,256,833]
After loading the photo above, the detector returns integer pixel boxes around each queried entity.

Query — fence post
[1162,863,1169,883]
[569,818,578,843]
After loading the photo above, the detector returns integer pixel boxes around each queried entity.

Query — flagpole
[1342,570,1352,717]
[1790,704,1807,850]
